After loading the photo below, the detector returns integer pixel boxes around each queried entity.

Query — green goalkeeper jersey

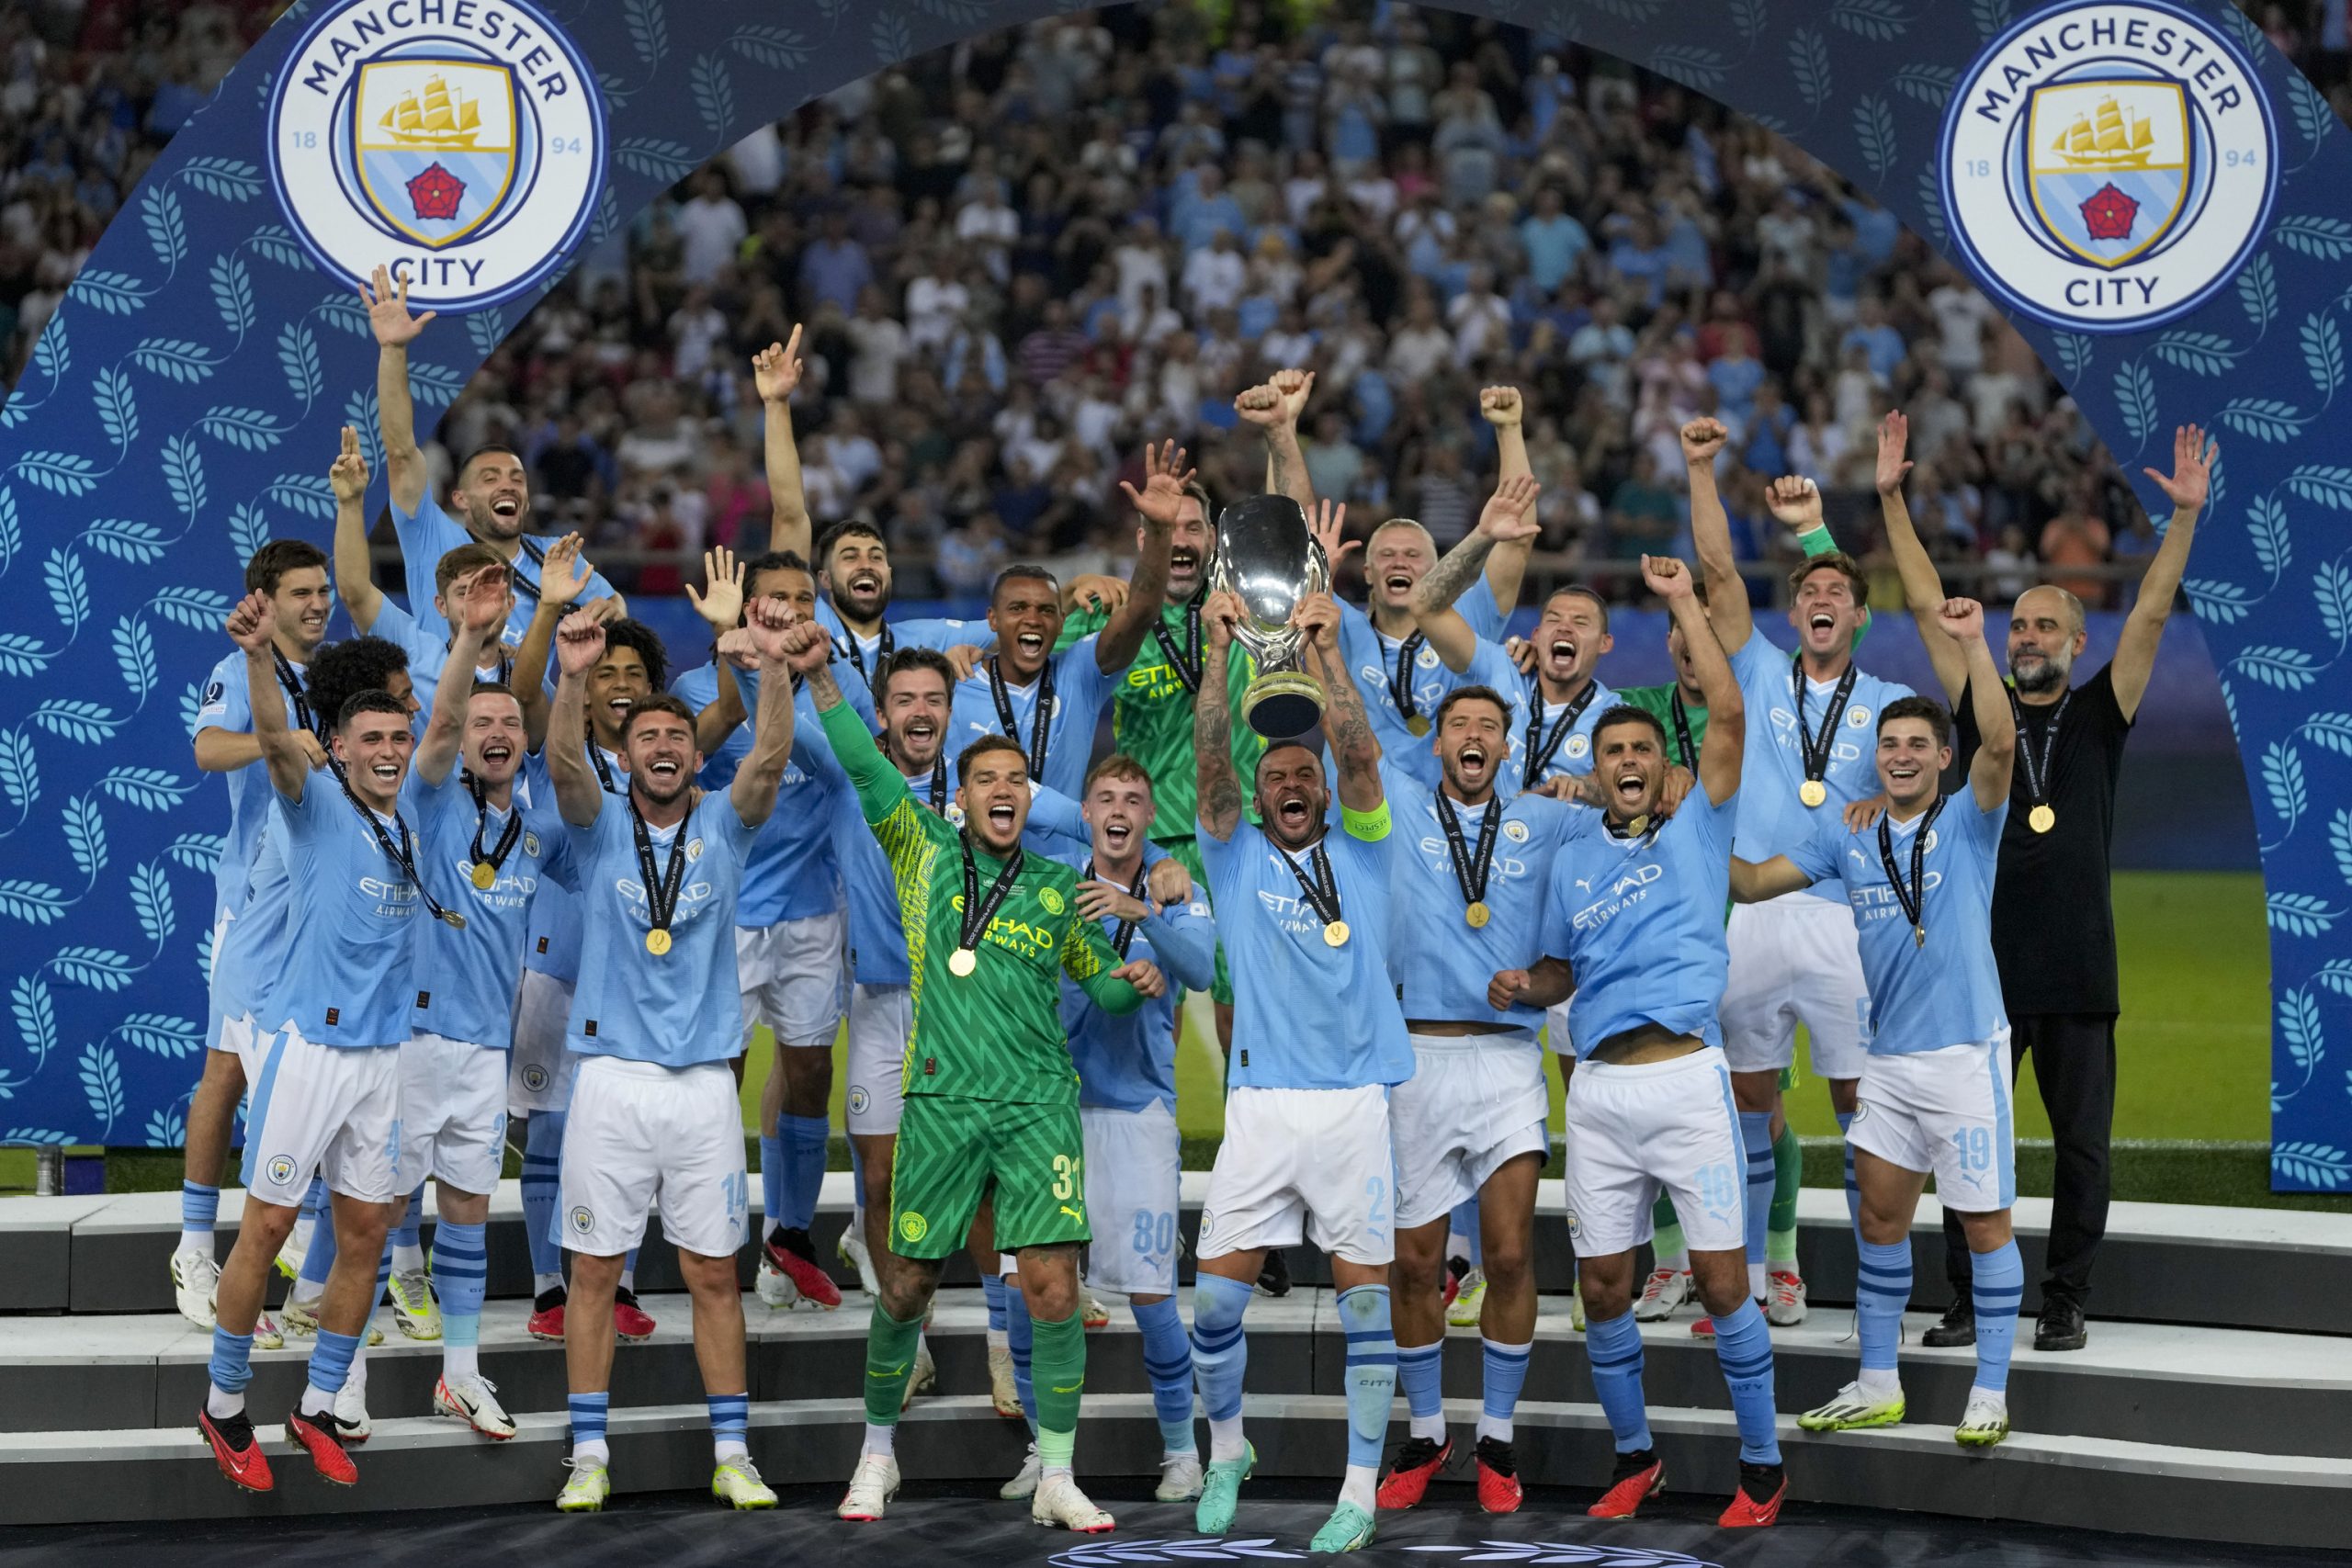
[820,700,1143,1104]
[1614,682,1711,771]
[1060,599,1264,844]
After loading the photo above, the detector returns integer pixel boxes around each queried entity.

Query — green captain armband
[1340,800,1391,841]
[1795,525,1872,646]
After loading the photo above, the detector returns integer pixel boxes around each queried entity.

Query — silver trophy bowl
[1210,493,1329,739]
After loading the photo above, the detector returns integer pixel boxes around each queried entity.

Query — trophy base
[1241,672,1325,740]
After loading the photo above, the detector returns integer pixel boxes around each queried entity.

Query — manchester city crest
[266,0,607,310]
[1939,0,2275,333]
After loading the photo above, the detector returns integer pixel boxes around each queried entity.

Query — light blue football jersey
[947,638,1119,803]
[814,601,980,686]
[1455,638,1615,795]
[1382,764,1589,1029]
[1544,784,1737,1058]
[520,742,624,985]
[407,769,572,1051]
[194,649,311,919]
[1727,630,1914,902]
[391,492,618,644]
[1789,793,2010,1055]
[258,775,427,1048]
[1198,816,1413,1089]
[1339,579,1507,790]
[1048,849,1219,1115]
[369,600,523,730]
[207,814,295,1051]
[565,788,761,1067]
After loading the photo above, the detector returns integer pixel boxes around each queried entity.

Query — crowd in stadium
[5,0,2350,604]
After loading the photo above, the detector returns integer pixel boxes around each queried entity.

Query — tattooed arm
[1296,591,1383,815]
[1412,474,1540,673]
[1196,589,1248,842]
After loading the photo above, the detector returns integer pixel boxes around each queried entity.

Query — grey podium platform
[21,1176,2352,1335]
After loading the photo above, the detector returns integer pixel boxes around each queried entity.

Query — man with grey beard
[1866,412,2213,1354]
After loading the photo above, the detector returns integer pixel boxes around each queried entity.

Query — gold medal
[1323,919,1350,948]
[645,928,672,956]
[1623,814,1651,838]
[439,909,467,931]
[1799,779,1827,808]
[1464,901,1491,929]
[469,861,496,891]
[1407,715,1431,737]
[2030,804,2055,834]
[1913,925,1927,949]
[948,946,978,976]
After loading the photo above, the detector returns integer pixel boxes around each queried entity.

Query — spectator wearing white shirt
[1181,229,1247,313]
[845,287,913,407]
[673,169,749,286]
[1447,265,1511,365]
[1385,292,1454,382]
[904,253,970,353]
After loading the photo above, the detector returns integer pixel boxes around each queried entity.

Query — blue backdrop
[0,0,2346,1189]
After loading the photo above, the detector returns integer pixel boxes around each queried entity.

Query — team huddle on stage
[166,273,2216,1545]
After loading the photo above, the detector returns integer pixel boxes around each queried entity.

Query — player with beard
[748,334,983,672]
[1494,556,1787,1529]
[807,629,1166,1534]
[946,445,1178,802]
[198,595,434,1494]
[670,547,876,1313]
[544,599,803,1513]
[1372,683,1589,1517]
[399,563,574,1439]
[1188,583,1411,1553]
[1250,370,1535,787]
[505,587,675,1346]
[1732,599,2022,1450]
[1693,470,1915,1321]
[365,267,623,638]
[173,536,335,1331]
[1868,414,2211,1356]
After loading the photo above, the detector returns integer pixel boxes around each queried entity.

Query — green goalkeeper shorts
[889,1093,1090,1259]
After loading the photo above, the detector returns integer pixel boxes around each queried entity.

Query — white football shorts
[1080,1100,1183,1295]
[559,1055,749,1258]
[736,910,850,1048]
[1563,1045,1747,1258]
[1390,1031,1549,1229]
[845,982,911,1136]
[240,1023,401,1207]
[1721,890,1870,1079]
[393,1031,507,1196]
[506,968,578,1116]
[1198,1084,1396,1267]
[1849,1034,2017,1214]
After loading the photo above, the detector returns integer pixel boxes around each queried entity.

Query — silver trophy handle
[1211,495,1329,739]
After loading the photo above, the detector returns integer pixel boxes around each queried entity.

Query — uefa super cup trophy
[1211,493,1330,739]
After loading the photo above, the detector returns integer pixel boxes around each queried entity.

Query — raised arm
[1412,476,1540,672]
[1479,386,1533,614]
[753,330,811,561]
[1645,554,1743,806]
[1295,589,1382,816]
[225,592,311,801]
[363,264,435,517]
[328,424,383,632]
[515,532,589,751]
[1238,367,1317,513]
[683,547,747,755]
[2113,423,2213,721]
[1938,597,2014,810]
[545,610,607,826]
[1100,440,1185,673]
[417,564,508,786]
[729,597,805,829]
[1873,411,1962,702]
[1681,417,1754,655]
[1196,589,1249,841]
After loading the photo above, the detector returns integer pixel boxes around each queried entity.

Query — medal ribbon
[463,772,525,882]
[1669,690,1698,772]
[1152,590,1204,694]
[1084,858,1152,959]
[271,649,314,735]
[587,740,623,795]
[1521,675,1600,788]
[334,767,458,926]
[2009,687,2069,809]
[988,653,1057,779]
[1432,791,1501,911]
[957,834,1027,960]
[840,620,896,682]
[926,756,948,815]
[1276,840,1344,931]
[1792,655,1860,794]
[628,795,690,947]
[1876,795,1946,945]
[1388,630,1428,728]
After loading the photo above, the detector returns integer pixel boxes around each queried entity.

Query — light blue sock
[757,1129,785,1238]
[180,1180,219,1233]
[1710,1298,1782,1464]
[1132,1295,1196,1454]
[297,1196,338,1293]
[1337,1285,1396,1476]
[1585,1311,1653,1453]
[1857,1237,1911,1379]
[390,1185,424,1273]
[782,1113,829,1233]
[1739,1111,1774,1269]
[1397,1340,1445,1441]
[1450,1195,1482,1267]
[1478,1337,1532,1443]
[1189,1271,1253,1461]
[983,1272,1009,1335]
[208,1325,254,1410]
[1837,1110,1861,1234]
[1971,1239,2025,1395]
[306,1327,358,1399]
[435,1220,487,1348]
[708,1391,750,1459]
[1005,1280,1038,1433]
[568,1391,610,1461]
[523,1111,565,1284]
